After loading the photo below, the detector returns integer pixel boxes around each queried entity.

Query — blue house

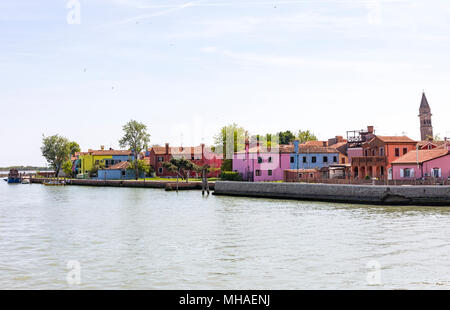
[290,140,340,170]
[97,161,144,180]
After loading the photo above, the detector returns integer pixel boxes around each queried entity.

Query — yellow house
[77,148,132,174]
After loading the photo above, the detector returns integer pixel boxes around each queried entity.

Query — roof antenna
[180,132,183,147]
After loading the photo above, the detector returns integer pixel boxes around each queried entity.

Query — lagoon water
[1,181,450,289]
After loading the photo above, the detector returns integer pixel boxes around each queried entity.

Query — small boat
[21,178,30,184]
[43,180,66,186]
[7,169,21,184]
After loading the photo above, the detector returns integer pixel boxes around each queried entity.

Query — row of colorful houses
[230,126,450,182]
[71,143,223,180]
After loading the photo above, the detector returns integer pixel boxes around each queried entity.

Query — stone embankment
[213,181,450,206]
[30,178,215,191]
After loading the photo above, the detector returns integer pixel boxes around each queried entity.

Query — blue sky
[1,0,450,166]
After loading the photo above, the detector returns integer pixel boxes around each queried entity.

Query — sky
[1,0,450,166]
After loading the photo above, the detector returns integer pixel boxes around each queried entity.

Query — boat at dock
[7,169,21,184]
[43,180,66,186]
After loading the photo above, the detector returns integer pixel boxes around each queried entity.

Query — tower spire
[419,92,433,141]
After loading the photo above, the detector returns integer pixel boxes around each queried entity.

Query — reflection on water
[1,182,450,289]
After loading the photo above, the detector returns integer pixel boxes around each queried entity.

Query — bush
[220,171,243,181]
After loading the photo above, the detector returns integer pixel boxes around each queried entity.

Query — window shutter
[400,169,404,178]
[439,168,442,178]
[411,169,415,178]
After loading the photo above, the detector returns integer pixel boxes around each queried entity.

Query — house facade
[76,148,133,175]
[391,148,450,180]
[232,145,291,182]
[289,141,340,170]
[351,136,417,180]
[97,161,145,180]
[147,143,222,178]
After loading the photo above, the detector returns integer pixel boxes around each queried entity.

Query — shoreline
[30,178,215,191]
[213,181,450,206]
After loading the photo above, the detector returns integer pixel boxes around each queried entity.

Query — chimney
[323,141,327,147]
[367,126,374,134]
[165,143,169,155]
[101,145,105,150]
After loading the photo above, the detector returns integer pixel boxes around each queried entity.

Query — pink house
[232,145,292,182]
[391,148,450,180]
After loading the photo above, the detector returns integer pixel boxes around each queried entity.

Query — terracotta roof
[375,136,416,143]
[392,149,449,164]
[106,161,130,170]
[236,145,293,154]
[79,149,132,156]
[301,141,328,147]
[298,146,339,154]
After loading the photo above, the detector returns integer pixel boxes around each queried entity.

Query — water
[1,181,450,289]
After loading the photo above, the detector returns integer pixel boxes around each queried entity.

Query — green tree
[213,123,247,158]
[68,141,81,156]
[162,158,199,191]
[297,130,318,143]
[128,159,151,178]
[41,134,71,178]
[62,160,73,177]
[119,120,151,180]
[277,130,296,145]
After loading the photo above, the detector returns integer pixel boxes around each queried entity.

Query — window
[404,169,411,178]
[341,158,346,164]
[372,150,376,156]
[256,170,261,176]
[158,156,164,162]
[158,167,163,174]
[303,157,307,163]
[312,156,317,163]
[380,148,385,156]
[403,148,408,155]
[268,170,272,176]
[299,173,303,178]
[268,157,272,163]
[192,156,195,160]
[95,160,99,164]
[121,170,126,176]
[432,168,441,178]
[323,156,328,163]
[310,174,314,178]
[333,156,337,163]
[258,157,263,163]
[395,148,400,157]
[290,157,295,163]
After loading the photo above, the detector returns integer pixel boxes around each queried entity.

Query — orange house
[351,136,417,180]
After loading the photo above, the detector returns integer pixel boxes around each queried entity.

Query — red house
[147,143,222,178]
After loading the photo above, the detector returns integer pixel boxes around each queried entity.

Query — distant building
[391,148,450,180]
[147,143,222,178]
[351,135,417,180]
[232,144,292,182]
[419,92,434,141]
[75,147,133,176]
[289,141,340,170]
[97,161,144,180]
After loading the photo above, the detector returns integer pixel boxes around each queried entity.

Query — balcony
[351,156,387,166]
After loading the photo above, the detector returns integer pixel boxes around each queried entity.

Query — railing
[351,156,387,165]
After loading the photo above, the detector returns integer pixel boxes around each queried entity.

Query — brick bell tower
[419,92,433,141]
